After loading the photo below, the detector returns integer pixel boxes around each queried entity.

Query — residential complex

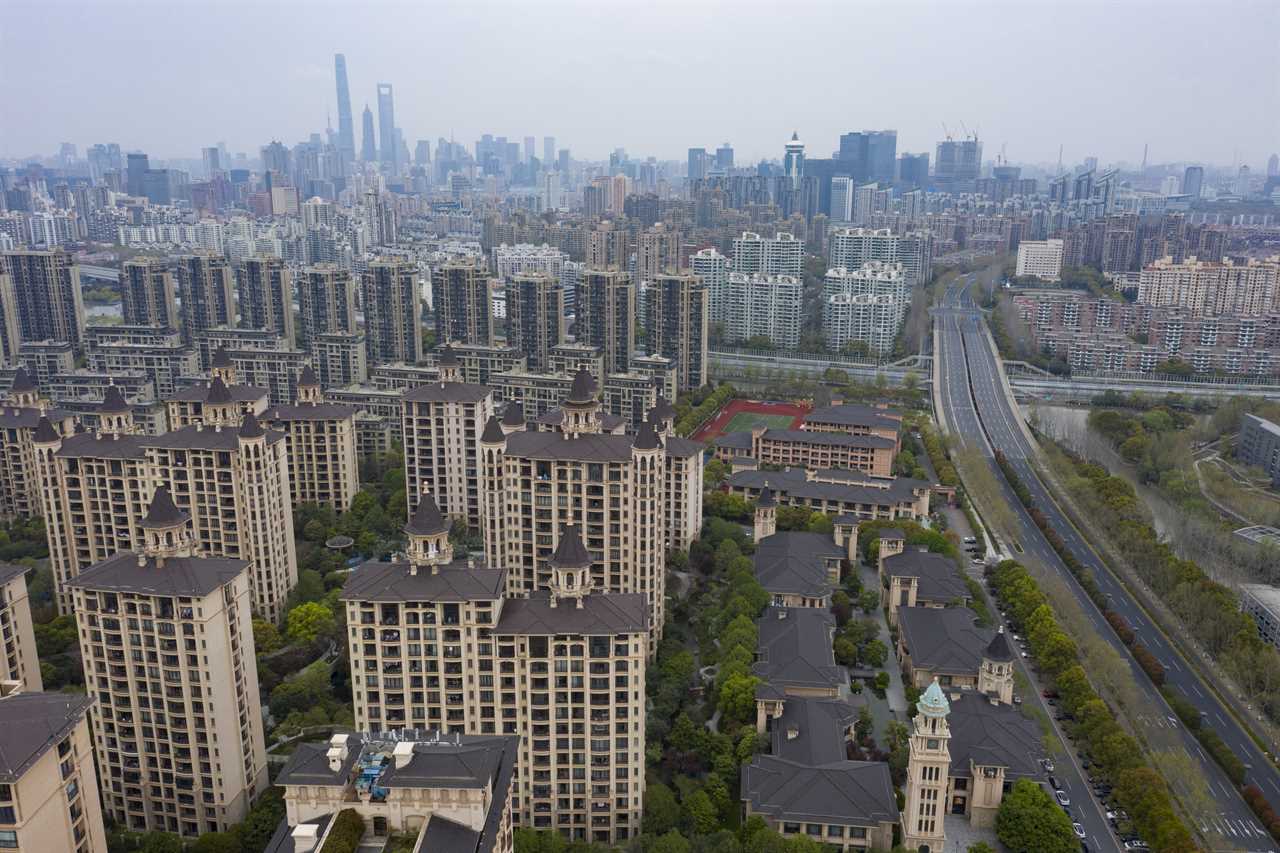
[1137,255,1280,317]
[262,367,360,511]
[645,272,709,391]
[720,273,803,349]
[822,262,911,355]
[363,258,423,365]
[827,227,934,286]
[433,257,495,346]
[1014,238,1065,281]
[1,249,86,351]
[575,269,635,375]
[121,257,179,328]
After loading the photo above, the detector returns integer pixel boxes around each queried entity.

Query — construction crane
[940,123,952,141]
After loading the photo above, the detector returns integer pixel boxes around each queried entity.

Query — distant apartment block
[1239,413,1280,486]
[1014,238,1064,281]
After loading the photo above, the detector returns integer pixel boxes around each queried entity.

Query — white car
[1073,822,1086,838]
[1054,789,1070,808]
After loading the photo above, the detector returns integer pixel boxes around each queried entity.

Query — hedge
[319,809,366,853]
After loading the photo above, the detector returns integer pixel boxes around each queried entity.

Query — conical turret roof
[984,625,1013,662]
[632,419,660,450]
[917,678,950,718]
[33,416,59,444]
[206,376,233,403]
[757,484,776,508]
[501,402,524,427]
[566,368,596,404]
[143,486,189,529]
[100,384,130,414]
[481,415,505,443]
[438,345,459,367]
[9,368,34,393]
[239,410,265,438]
[299,364,319,387]
[405,493,448,536]
[550,525,591,568]
[212,348,233,368]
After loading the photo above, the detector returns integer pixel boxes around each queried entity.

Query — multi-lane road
[935,275,1279,852]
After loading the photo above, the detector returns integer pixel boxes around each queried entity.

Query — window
[0,808,12,824]
[0,830,15,848]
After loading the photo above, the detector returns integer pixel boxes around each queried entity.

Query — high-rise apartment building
[646,273,708,391]
[432,258,495,346]
[934,137,982,184]
[37,384,298,621]
[174,253,235,345]
[401,352,496,531]
[262,367,359,512]
[362,259,423,364]
[1183,165,1204,199]
[506,273,564,370]
[236,256,295,344]
[299,264,358,346]
[334,53,355,161]
[634,224,680,285]
[0,690,106,853]
[828,227,934,286]
[69,489,268,836]
[1014,239,1065,281]
[340,510,647,844]
[731,232,804,276]
[121,258,179,329]
[377,84,397,170]
[0,270,20,365]
[721,273,803,349]
[821,262,911,355]
[2,249,85,350]
[576,270,635,375]
[0,564,40,692]
[1137,255,1280,317]
[587,224,631,270]
[0,372,75,519]
[690,248,731,328]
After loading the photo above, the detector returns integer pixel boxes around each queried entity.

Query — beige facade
[401,356,496,531]
[263,370,359,512]
[362,259,423,364]
[0,565,42,692]
[0,691,107,853]
[1137,255,1280,317]
[724,427,895,478]
[69,493,267,837]
[341,515,647,845]
[0,373,76,519]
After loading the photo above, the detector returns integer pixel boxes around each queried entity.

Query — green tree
[651,830,692,853]
[644,781,681,835]
[684,787,720,835]
[252,618,283,654]
[139,834,184,853]
[718,673,761,724]
[860,638,888,668]
[189,831,241,853]
[286,602,336,644]
[968,844,997,853]
[995,778,1078,853]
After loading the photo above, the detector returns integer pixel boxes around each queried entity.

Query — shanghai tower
[334,53,355,161]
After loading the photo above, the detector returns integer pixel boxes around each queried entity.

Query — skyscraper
[1269,154,1280,178]
[360,104,377,162]
[334,53,355,161]
[1183,165,1204,199]
[687,147,708,181]
[715,142,734,170]
[237,256,295,344]
[377,83,397,170]
[522,136,535,163]
[576,269,635,374]
[506,272,564,370]
[3,249,85,350]
[543,135,555,165]
[830,176,854,221]
[362,258,422,363]
[126,152,149,196]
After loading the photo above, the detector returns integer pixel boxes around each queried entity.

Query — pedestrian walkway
[856,560,907,745]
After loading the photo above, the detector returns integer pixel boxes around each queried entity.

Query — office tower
[898,152,930,188]
[731,231,804,276]
[262,367,358,512]
[201,146,221,177]
[334,53,355,160]
[722,273,803,348]
[522,136,535,163]
[830,176,854,220]
[690,247,731,327]
[69,489,268,836]
[1182,165,1204,199]
[646,273,708,391]
[1236,165,1252,197]
[687,147,708,181]
[0,691,106,851]
[126,152,149,196]
[401,352,495,529]
[377,83,397,170]
[413,139,430,165]
[852,183,892,224]
[634,223,680,285]
[174,253,234,345]
[576,270,635,374]
[0,271,17,364]
[261,141,291,179]
[828,227,934,287]
[866,130,897,183]
[121,258,179,329]
[432,258,494,346]
[360,105,377,162]
[339,514,646,844]
[362,259,423,364]
[557,149,570,172]
[299,264,357,347]
[506,272,564,370]
[543,135,555,165]
[821,262,910,355]
[236,256,295,344]
[715,142,734,170]
[784,132,805,188]
[3,249,85,350]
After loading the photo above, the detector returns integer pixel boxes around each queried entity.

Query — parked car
[1055,790,1071,808]
[1073,822,1086,839]
[1041,758,1055,773]
[1048,775,1060,790]
[963,536,977,544]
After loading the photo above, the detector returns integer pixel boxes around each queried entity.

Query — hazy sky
[3,0,1277,169]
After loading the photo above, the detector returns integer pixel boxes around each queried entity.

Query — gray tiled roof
[505,430,635,462]
[143,422,285,451]
[759,428,896,450]
[897,607,990,676]
[771,696,862,767]
[946,692,1044,778]
[0,692,92,782]
[663,436,704,458]
[422,816,481,851]
[753,607,844,693]
[55,431,147,460]
[340,561,505,603]
[168,381,265,404]
[496,591,648,635]
[728,468,928,509]
[0,562,26,586]
[804,403,902,430]
[753,532,841,599]
[378,738,507,789]
[402,381,491,403]
[262,401,355,421]
[69,552,248,597]
[274,736,361,787]
[262,815,332,853]
[0,406,72,430]
[882,551,969,602]
[743,755,897,826]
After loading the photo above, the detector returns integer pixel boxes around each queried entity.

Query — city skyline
[2,0,1277,168]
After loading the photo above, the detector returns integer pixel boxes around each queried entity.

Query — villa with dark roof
[269,730,517,853]
[897,608,1016,704]
[881,549,971,627]
[726,465,931,522]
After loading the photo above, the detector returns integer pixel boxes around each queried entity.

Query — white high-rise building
[1014,239,1065,282]
[491,243,567,281]
[690,247,731,326]
[828,227,934,286]
[542,171,561,211]
[1160,175,1181,196]
[732,231,804,276]
[722,272,803,349]
[822,262,910,355]
[852,183,892,225]
[830,176,854,221]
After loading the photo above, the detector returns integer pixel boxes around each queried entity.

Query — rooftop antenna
[1057,144,1063,175]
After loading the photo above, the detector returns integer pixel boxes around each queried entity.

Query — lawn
[722,412,797,433]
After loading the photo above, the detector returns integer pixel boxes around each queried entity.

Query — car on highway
[1055,789,1071,808]
[963,536,977,544]
[971,558,984,565]
[1048,775,1060,790]
[1073,822,1086,839]
[1041,758,1055,773]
